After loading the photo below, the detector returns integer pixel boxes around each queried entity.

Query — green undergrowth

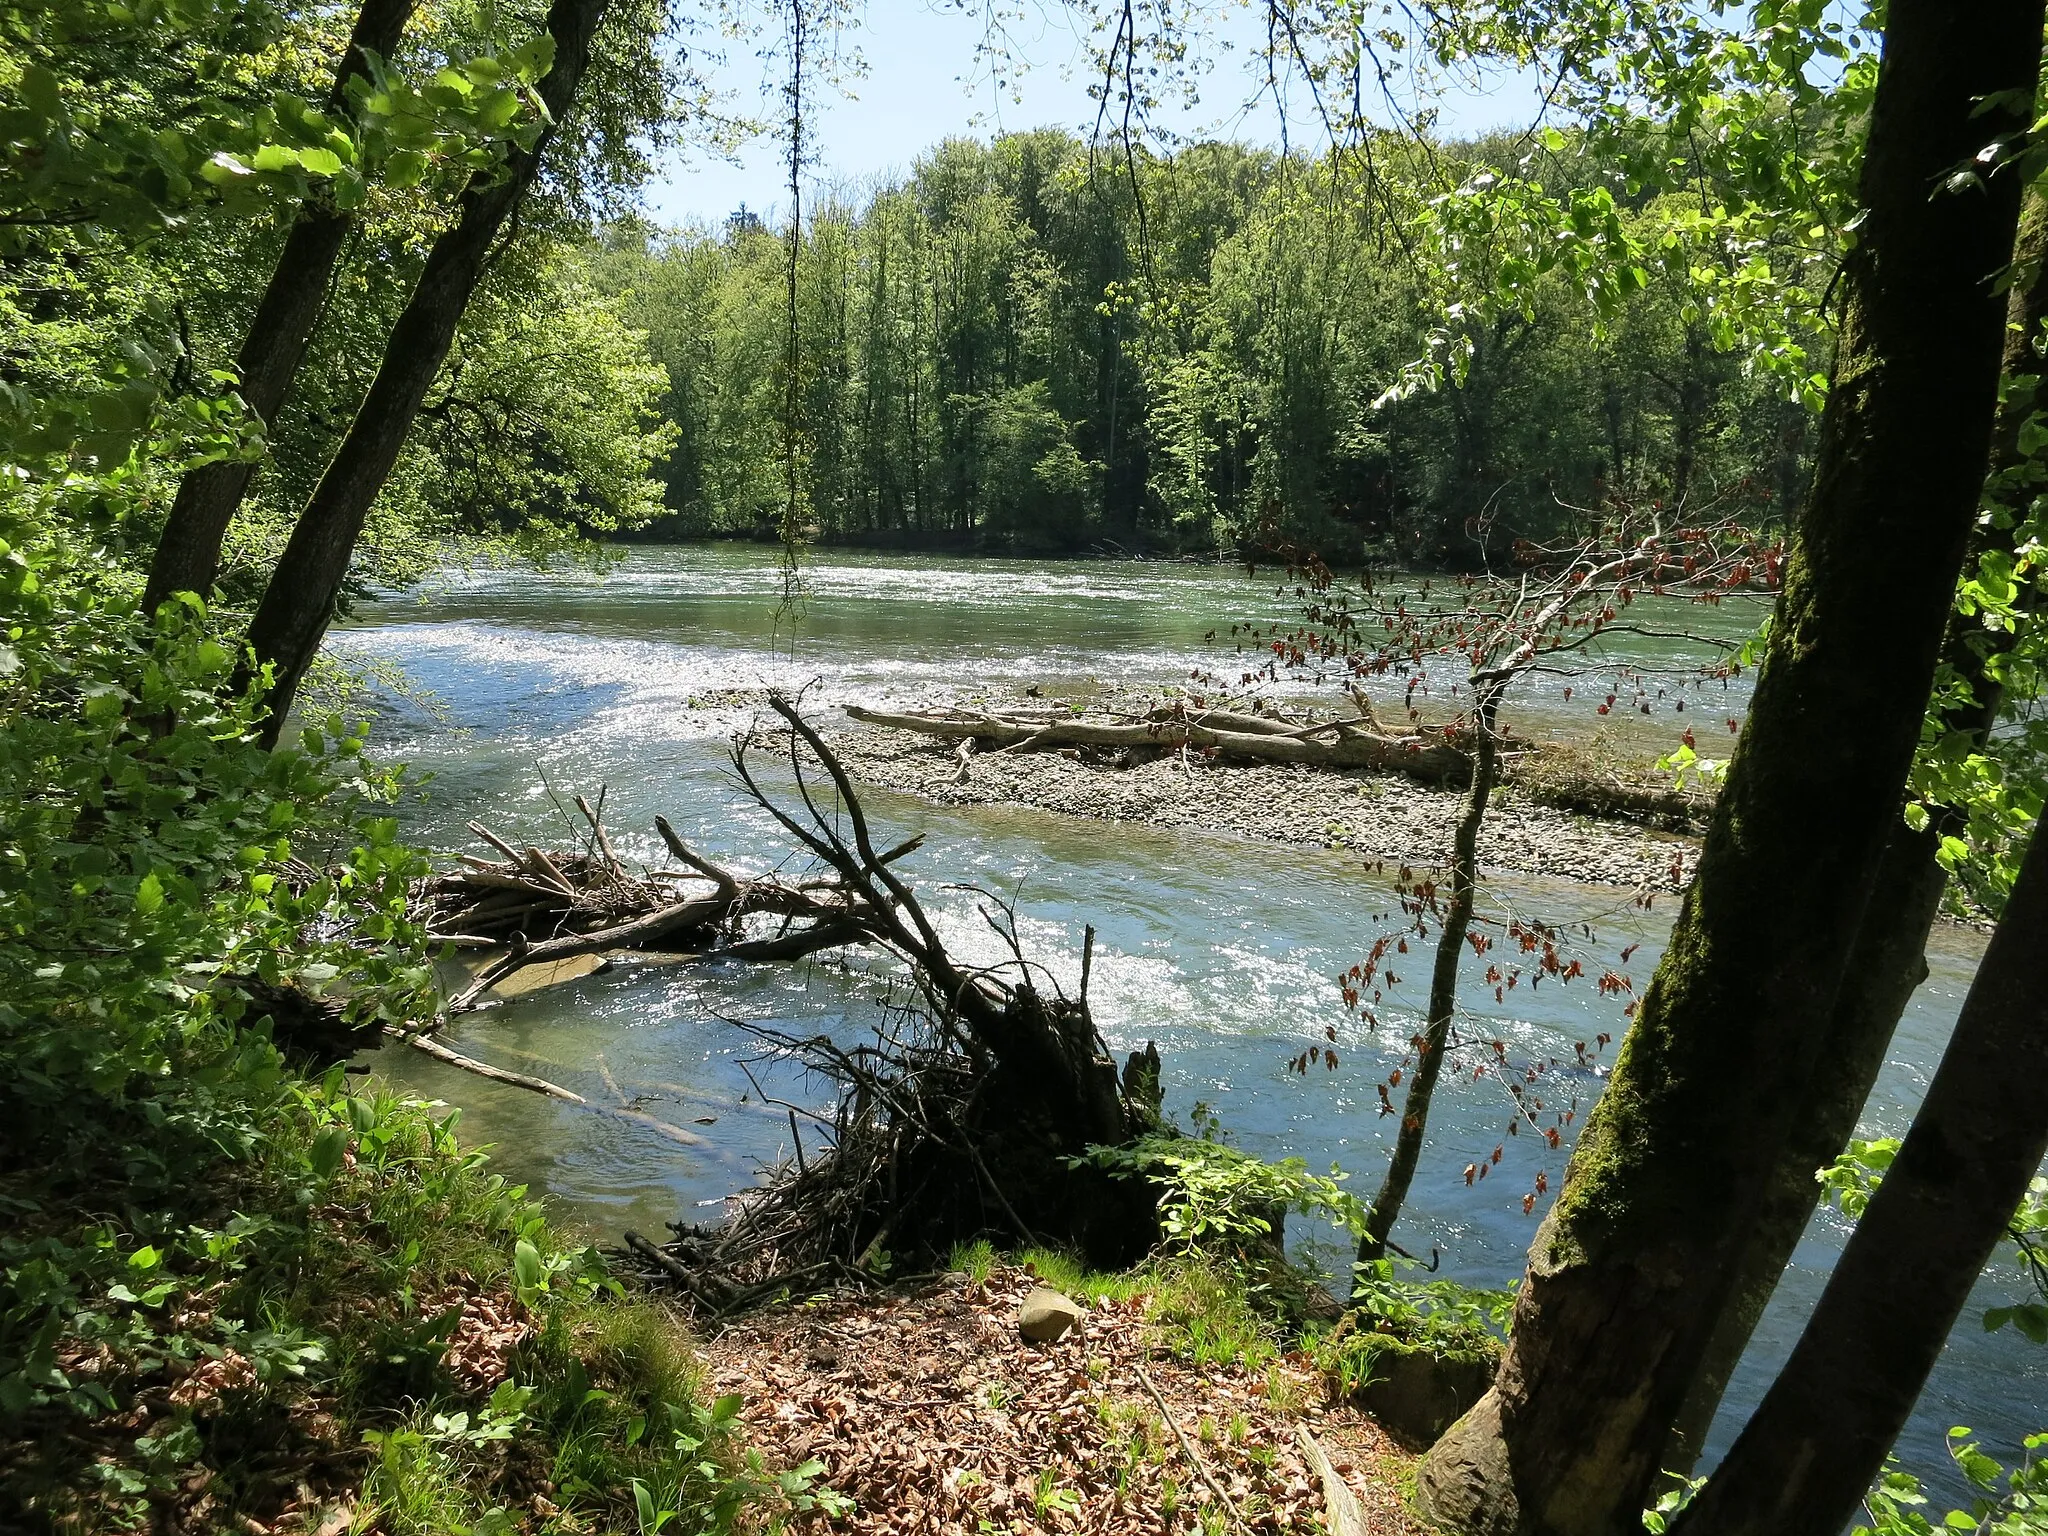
[947,1239,1306,1409]
[1312,1258,1511,1400]
[0,535,819,1531]
[0,1056,819,1534]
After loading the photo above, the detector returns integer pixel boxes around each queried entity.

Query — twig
[467,820,524,865]
[1135,1362,1252,1536]
[623,1230,728,1312]
[1297,1426,1369,1536]
[398,1030,586,1103]
[522,846,577,896]
[574,792,623,875]
[654,815,741,898]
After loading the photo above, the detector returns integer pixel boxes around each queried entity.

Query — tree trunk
[1359,683,1503,1265]
[1659,188,2048,1476]
[1673,817,2048,1536]
[236,0,611,744]
[1415,8,2042,1533]
[142,0,417,617]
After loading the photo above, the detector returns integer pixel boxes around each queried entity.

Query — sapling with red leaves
[1257,502,1779,1267]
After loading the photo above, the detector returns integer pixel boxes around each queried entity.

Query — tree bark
[1415,8,2042,1533]
[237,0,612,743]
[1659,189,2048,1476]
[142,0,418,617]
[1359,682,1503,1264]
[1673,817,2048,1536]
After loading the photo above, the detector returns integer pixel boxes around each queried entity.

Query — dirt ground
[700,1264,1421,1536]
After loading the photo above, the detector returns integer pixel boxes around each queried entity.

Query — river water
[336,544,2041,1496]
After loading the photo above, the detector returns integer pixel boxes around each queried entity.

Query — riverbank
[0,1061,775,1536]
[0,1026,1424,1535]
[836,721,1701,894]
[702,1249,1421,1536]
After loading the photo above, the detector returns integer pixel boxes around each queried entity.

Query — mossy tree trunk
[236,0,611,745]
[142,0,418,617]
[1415,7,2043,1532]
[1659,188,2048,1476]
[1673,819,2048,1535]
[1358,679,1504,1266]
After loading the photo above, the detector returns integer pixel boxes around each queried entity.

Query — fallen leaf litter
[701,1264,1420,1535]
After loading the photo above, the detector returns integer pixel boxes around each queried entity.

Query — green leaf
[20,65,63,121]
[135,872,163,915]
[201,152,254,184]
[510,34,556,80]
[297,145,343,176]
[383,148,428,187]
[309,1124,348,1180]
[513,1237,545,1296]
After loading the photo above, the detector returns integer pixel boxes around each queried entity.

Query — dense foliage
[2,0,681,610]
[591,129,1818,560]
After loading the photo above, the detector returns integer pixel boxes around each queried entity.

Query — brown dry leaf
[418,1284,532,1395]
[169,1351,259,1409]
[700,1264,1420,1536]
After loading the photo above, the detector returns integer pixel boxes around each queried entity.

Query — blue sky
[644,0,1544,228]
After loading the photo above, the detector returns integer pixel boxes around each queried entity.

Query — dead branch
[399,1029,587,1102]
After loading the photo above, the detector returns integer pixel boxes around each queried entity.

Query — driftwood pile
[402,695,1162,1292]
[598,695,1166,1301]
[420,796,916,1013]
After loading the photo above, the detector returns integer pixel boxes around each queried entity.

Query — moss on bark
[1416,8,2046,1532]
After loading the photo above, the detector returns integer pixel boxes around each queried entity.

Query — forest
[591,131,1813,560]
[5,0,2048,1532]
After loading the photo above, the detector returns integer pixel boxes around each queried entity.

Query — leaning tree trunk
[235,0,611,744]
[1659,189,2048,1476]
[1358,682,1504,1266]
[142,0,418,617]
[1416,7,2043,1534]
[1672,817,2048,1536]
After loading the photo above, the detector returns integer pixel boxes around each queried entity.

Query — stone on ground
[1017,1286,1084,1342]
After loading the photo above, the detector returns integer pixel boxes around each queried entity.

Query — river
[335,543,2041,1500]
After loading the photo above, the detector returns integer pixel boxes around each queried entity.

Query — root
[599,693,1169,1304]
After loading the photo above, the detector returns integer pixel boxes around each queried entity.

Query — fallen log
[848,701,1717,832]
[844,705,1472,782]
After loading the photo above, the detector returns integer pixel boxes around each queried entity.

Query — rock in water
[1017,1287,1084,1342]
